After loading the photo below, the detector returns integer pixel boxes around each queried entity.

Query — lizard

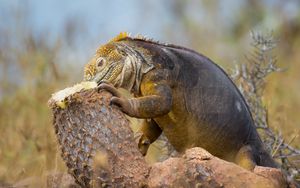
[83,32,278,170]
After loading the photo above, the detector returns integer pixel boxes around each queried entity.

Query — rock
[49,87,290,188]
[49,87,148,187]
[148,147,288,188]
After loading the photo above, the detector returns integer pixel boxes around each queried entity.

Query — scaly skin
[84,33,278,170]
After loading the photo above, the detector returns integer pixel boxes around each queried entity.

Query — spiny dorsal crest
[109,32,130,42]
[91,32,168,62]
[109,32,164,45]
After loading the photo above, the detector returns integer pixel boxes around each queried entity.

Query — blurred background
[0,0,299,186]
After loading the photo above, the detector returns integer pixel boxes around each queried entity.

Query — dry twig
[230,31,300,182]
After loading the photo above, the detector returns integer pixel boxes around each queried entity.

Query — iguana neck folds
[114,43,154,94]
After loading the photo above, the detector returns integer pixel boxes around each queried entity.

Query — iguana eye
[96,57,105,67]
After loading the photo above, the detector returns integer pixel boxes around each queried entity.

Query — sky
[0,0,299,69]
[1,0,298,40]
[0,0,299,97]
[0,0,172,42]
[0,0,249,43]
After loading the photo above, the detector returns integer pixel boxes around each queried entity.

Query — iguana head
[84,42,126,84]
[83,32,154,92]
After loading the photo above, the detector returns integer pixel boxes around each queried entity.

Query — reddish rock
[148,147,288,188]
[49,88,291,188]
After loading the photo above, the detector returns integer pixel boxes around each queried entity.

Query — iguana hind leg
[135,119,162,156]
[235,145,257,171]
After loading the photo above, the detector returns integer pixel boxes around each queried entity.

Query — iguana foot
[134,132,151,156]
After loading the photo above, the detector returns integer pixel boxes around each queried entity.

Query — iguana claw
[97,82,122,98]
[97,82,136,116]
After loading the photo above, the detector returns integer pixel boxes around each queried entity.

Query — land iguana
[83,32,277,170]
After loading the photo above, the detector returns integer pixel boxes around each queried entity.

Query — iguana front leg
[98,73,173,118]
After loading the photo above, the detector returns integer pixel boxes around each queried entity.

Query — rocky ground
[45,86,295,188]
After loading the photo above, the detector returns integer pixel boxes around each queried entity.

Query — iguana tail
[259,150,278,168]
